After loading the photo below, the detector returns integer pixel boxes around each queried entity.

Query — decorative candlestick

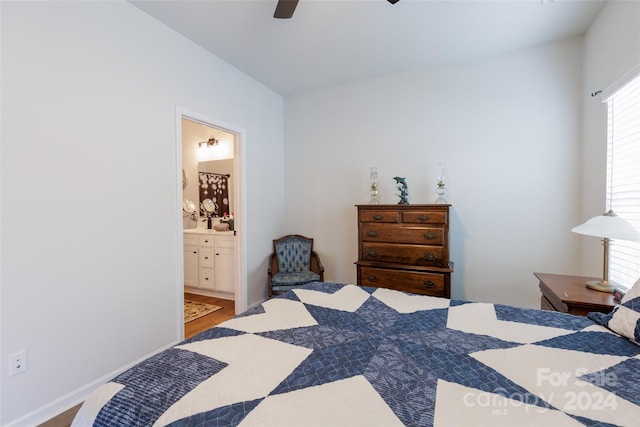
[435,163,448,204]
[369,167,380,204]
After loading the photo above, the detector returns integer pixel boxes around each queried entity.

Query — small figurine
[393,176,409,204]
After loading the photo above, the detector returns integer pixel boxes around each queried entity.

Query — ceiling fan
[274,0,399,19]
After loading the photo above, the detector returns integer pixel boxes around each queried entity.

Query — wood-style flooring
[39,293,236,427]
[184,293,236,339]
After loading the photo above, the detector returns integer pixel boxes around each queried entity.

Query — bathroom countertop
[183,228,235,236]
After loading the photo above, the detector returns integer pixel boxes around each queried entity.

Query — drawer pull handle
[373,214,384,220]
[367,275,379,283]
[422,280,436,288]
[367,231,379,237]
[423,232,437,240]
[418,214,430,222]
[423,253,436,261]
[204,256,209,260]
[367,250,379,257]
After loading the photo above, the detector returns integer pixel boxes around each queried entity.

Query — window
[606,73,640,290]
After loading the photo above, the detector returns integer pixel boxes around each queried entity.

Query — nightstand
[534,272,617,317]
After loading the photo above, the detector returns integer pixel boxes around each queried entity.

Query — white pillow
[588,277,640,345]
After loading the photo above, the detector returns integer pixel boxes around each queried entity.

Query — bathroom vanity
[183,229,235,299]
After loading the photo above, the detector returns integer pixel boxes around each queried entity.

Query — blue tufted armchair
[268,234,324,297]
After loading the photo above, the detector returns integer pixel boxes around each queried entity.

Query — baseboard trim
[5,340,180,427]
[184,286,233,300]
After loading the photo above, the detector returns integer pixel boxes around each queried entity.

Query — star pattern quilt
[73,282,640,426]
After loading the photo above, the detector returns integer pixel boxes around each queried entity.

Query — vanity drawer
[199,269,214,289]
[359,266,446,297]
[361,243,445,267]
[184,234,198,246]
[361,224,444,245]
[215,236,235,249]
[358,211,399,223]
[198,235,215,247]
[199,247,215,268]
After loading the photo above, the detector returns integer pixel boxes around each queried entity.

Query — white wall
[284,36,584,308]
[0,1,284,425]
[580,0,640,280]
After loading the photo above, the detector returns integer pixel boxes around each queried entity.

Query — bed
[72,282,640,426]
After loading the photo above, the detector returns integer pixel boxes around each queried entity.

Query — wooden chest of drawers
[356,204,452,297]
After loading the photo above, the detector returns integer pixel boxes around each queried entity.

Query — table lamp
[571,209,640,292]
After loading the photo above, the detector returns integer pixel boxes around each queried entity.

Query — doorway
[176,107,246,339]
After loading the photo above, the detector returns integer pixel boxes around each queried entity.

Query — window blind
[606,73,640,291]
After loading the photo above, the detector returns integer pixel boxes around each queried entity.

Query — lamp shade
[571,210,640,241]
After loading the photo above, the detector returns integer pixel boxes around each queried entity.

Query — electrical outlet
[9,350,27,377]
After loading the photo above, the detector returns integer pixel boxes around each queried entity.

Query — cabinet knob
[422,253,436,261]
[216,253,219,256]
[422,280,436,288]
[367,231,379,237]
[205,277,209,281]
[373,214,384,220]
[204,257,208,260]
[193,251,197,254]
[367,250,379,257]
[423,232,437,240]
[367,275,379,283]
[418,214,430,222]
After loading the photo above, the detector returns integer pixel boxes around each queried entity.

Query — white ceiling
[131,0,604,96]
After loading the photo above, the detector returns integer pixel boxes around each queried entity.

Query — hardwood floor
[38,404,82,427]
[184,293,236,339]
[39,293,236,427]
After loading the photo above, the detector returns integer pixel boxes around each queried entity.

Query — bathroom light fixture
[571,210,640,292]
[197,137,219,161]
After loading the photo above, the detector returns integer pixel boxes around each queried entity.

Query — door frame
[175,106,247,339]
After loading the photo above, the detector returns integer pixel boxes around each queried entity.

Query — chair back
[274,235,313,273]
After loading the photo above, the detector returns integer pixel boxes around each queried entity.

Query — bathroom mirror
[183,199,196,213]
[199,158,233,215]
[202,198,215,214]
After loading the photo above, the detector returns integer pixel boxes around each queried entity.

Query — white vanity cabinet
[183,231,235,297]
[197,235,216,291]
[214,236,235,293]
[183,234,199,287]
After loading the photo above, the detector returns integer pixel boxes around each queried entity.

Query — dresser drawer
[359,210,399,223]
[359,266,446,296]
[361,243,445,267]
[402,211,446,225]
[361,223,444,245]
[356,204,452,299]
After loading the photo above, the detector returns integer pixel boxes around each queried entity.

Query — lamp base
[585,280,615,293]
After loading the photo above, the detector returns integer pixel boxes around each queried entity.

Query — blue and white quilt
[73,282,640,426]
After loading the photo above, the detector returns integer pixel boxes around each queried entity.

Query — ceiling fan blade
[388,0,400,4]
[274,0,299,19]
